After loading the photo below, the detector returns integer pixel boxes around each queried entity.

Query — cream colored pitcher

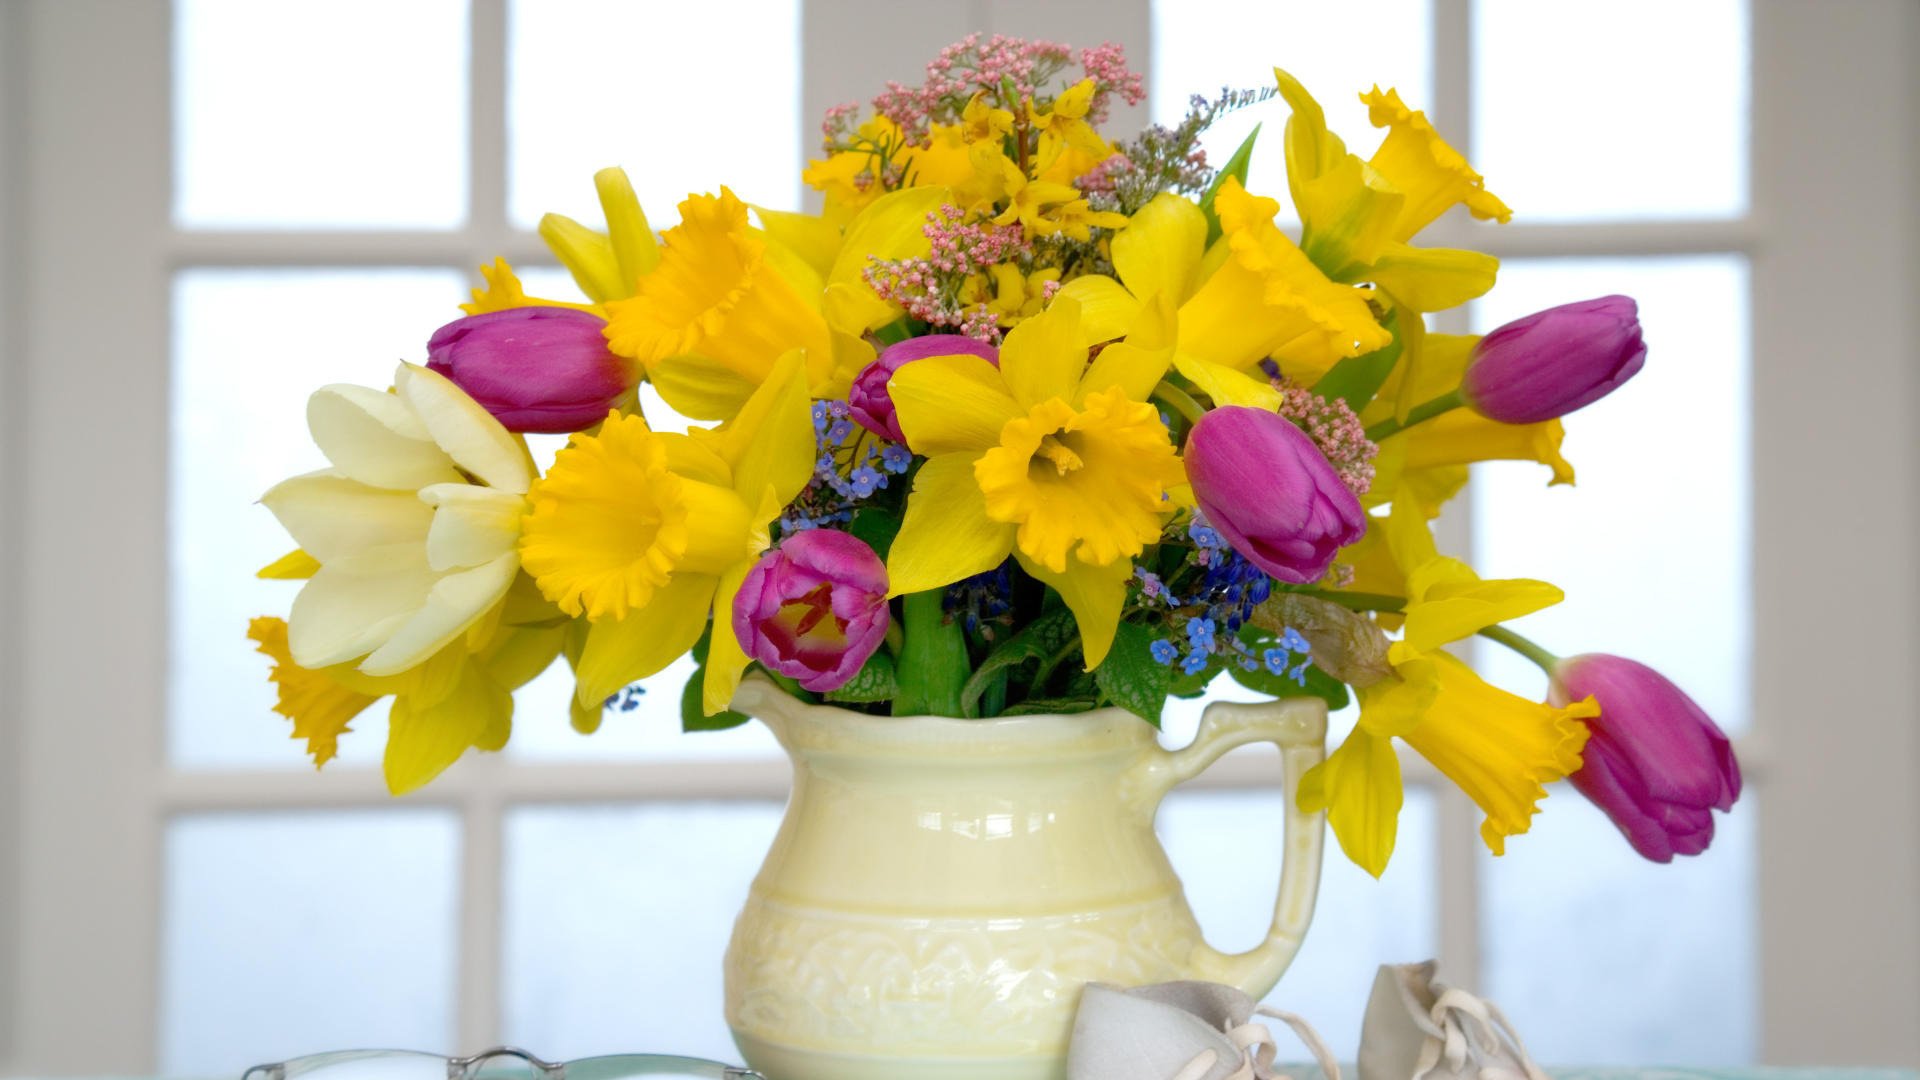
[723,677,1328,1080]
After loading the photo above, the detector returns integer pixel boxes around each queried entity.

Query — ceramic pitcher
[723,677,1328,1080]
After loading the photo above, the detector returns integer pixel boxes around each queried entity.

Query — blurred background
[1,0,1916,1075]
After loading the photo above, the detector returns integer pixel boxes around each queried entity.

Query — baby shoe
[1357,962,1548,1080]
[1069,981,1342,1080]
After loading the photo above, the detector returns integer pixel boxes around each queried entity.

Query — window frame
[4,0,1917,1071]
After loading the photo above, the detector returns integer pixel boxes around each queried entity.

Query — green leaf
[873,318,914,345]
[1200,122,1261,246]
[1227,659,1351,711]
[682,665,751,732]
[960,607,1077,718]
[1000,696,1100,716]
[1311,309,1403,413]
[1168,663,1213,699]
[849,506,904,563]
[825,650,898,703]
[1094,622,1173,727]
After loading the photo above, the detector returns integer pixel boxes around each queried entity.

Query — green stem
[1152,380,1208,428]
[891,590,969,716]
[1478,625,1562,674]
[1279,585,1407,614]
[1365,388,1465,442]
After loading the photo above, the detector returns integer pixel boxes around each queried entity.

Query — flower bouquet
[247,34,1740,1074]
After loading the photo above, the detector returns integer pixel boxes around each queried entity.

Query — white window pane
[1152,0,1433,221]
[1162,785,1437,1052]
[161,811,461,1073]
[1482,791,1757,1063]
[170,269,468,769]
[508,0,802,230]
[1473,0,1748,221]
[174,0,469,229]
[1470,257,1750,735]
[502,802,785,1059]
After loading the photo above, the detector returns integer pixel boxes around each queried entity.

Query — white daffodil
[263,362,533,677]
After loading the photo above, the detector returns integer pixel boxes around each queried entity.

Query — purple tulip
[426,307,635,434]
[1460,295,1647,424]
[732,530,891,693]
[848,334,999,444]
[1185,406,1366,584]
[1551,654,1742,863]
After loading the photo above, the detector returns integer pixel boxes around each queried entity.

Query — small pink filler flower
[733,531,891,693]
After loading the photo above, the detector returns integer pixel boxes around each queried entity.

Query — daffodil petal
[1112,193,1206,308]
[307,384,460,490]
[654,432,733,487]
[702,558,756,714]
[384,657,510,795]
[261,471,435,561]
[1298,728,1402,879]
[703,350,813,509]
[1015,550,1132,668]
[1172,353,1283,410]
[1368,242,1498,312]
[888,452,1016,596]
[288,543,438,669]
[574,571,717,707]
[826,185,954,332]
[394,363,533,495]
[539,211,624,304]
[1404,576,1563,653]
[419,484,526,571]
[999,295,1086,411]
[754,204,842,278]
[361,552,519,676]
[595,166,659,291]
[890,354,1023,456]
[1056,275,1142,347]
[1077,293,1176,404]
[648,353,761,421]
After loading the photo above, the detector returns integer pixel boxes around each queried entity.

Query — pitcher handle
[1134,697,1328,1000]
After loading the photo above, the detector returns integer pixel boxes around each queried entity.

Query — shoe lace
[1173,1006,1342,1080]
[1410,986,1548,1080]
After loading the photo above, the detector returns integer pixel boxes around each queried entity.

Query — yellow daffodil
[462,257,601,317]
[261,362,533,678]
[1305,499,1590,875]
[1058,181,1390,410]
[248,576,566,793]
[1273,69,1509,313]
[986,153,1127,241]
[1028,78,1115,185]
[601,187,877,420]
[885,296,1181,666]
[967,264,1060,326]
[804,114,912,217]
[961,92,1016,144]
[536,166,661,305]
[519,352,813,713]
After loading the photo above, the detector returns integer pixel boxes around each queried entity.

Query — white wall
[0,0,25,1067]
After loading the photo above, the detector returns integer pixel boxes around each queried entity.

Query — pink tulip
[1461,295,1646,424]
[849,335,999,444]
[426,307,634,433]
[1185,406,1366,584]
[1551,654,1742,863]
[732,531,891,692]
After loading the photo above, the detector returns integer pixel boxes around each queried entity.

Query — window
[5,0,1918,1073]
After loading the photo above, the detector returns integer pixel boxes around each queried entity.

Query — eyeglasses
[241,1046,765,1080]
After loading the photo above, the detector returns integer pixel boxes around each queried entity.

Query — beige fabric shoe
[1357,962,1548,1080]
[1068,981,1341,1080]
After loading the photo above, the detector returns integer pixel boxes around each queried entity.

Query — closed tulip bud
[426,307,634,434]
[848,335,999,444]
[1550,654,1741,863]
[1185,406,1366,584]
[732,530,891,693]
[1461,295,1647,424]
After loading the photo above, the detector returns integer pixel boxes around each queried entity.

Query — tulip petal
[1014,550,1132,668]
[1113,193,1207,309]
[360,552,519,676]
[999,295,1086,411]
[261,471,435,561]
[307,384,461,490]
[887,452,1016,596]
[890,354,1023,456]
[1299,729,1403,879]
[419,484,526,571]
[649,352,760,421]
[574,571,717,707]
[1056,275,1143,347]
[288,543,439,669]
[395,363,533,494]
